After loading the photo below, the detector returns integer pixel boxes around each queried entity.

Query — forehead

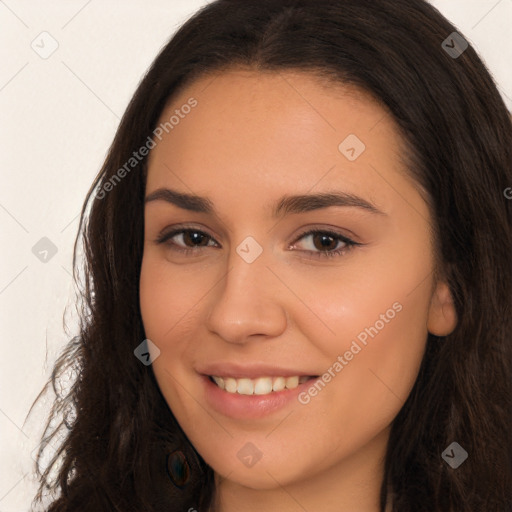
[150,69,395,156]
[145,69,417,218]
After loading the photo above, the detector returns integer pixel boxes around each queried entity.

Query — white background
[1,1,511,510]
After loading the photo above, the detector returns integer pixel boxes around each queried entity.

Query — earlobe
[427,280,458,336]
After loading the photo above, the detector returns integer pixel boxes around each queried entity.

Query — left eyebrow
[144,188,385,217]
[271,191,385,217]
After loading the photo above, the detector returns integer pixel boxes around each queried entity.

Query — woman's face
[140,70,456,499]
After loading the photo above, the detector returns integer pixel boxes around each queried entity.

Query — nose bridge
[223,232,272,295]
[205,237,287,343]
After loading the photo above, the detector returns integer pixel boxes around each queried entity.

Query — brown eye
[180,230,211,247]
[310,233,340,251]
[156,228,218,251]
[291,229,361,259]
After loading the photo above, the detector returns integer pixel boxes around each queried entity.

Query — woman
[31,0,512,510]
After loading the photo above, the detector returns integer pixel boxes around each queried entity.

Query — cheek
[139,252,210,343]
[139,250,224,415]
[139,252,210,415]
[329,299,428,408]
[293,267,431,445]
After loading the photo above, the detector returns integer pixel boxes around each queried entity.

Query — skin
[139,69,457,512]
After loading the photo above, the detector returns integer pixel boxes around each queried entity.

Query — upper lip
[196,362,319,379]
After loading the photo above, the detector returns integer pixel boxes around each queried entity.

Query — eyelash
[155,226,361,259]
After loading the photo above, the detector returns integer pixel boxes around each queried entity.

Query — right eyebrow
[145,188,214,214]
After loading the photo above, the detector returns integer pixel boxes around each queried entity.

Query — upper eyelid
[291,227,356,241]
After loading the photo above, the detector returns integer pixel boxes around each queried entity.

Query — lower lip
[201,375,318,420]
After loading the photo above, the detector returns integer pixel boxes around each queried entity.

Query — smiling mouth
[208,375,318,395]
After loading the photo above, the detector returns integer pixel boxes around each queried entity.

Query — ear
[427,280,457,336]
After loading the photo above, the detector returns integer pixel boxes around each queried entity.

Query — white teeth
[224,377,237,393]
[254,377,273,395]
[272,376,286,392]
[212,376,225,390]
[211,375,312,395]
[237,378,254,395]
[285,376,299,389]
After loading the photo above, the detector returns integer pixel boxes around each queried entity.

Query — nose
[205,246,288,345]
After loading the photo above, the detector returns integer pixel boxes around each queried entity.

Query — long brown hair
[30,0,512,510]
